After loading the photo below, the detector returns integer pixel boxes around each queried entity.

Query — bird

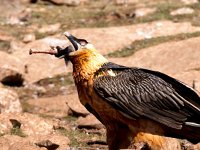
[30,33,200,150]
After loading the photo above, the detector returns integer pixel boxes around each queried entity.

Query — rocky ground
[0,0,200,149]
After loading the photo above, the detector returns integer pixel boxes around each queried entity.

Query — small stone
[115,0,139,5]
[10,119,21,128]
[170,7,194,16]
[35,140,59,149]
[23,33,36,43]
[135,8,156,17]
[180,0,198,5]
[43,0,80,6]
[38,23,61,34]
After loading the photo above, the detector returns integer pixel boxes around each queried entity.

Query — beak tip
[63,31,71,37]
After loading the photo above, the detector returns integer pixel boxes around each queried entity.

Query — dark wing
[94,67,200,129]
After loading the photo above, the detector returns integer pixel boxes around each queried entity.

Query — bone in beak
[29,49,57,55]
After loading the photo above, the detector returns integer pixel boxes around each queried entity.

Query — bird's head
[55,32,108,67]
[54,32,97,59]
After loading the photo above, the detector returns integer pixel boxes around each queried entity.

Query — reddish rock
[0,67,24,86]
[115,0,139,5]
[42,0,80,6]
[38,23,61,34]
[170,7,194,16]
[27,95,70,118]
[77,114,104,130]
[33,134,70,150]
[181,0,198,5]
[66,92,89,117]
[23,33,36,43]
[0,133,70,150]
[0,51,24,86]
[135,7,156,17]
[0,113,53,136]
[0,87,22,114]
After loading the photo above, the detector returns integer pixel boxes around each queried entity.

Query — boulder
[135,7,156,17]
[0,135,40,150]
[33,134,70,150]
[66,92,90,117]
[115,0,139,5]
[0,87,22,114]
[0,113,53,136]
[180,0,198,5]
[38,23,61,34]
[0,51,24,86]
[43,0,80,6]
[0,67,24,86]
[76,114,104,130]
[0,133,70,150]
[170,7,194,16]
[27,95,70,118]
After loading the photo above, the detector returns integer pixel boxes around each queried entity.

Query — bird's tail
[167,123,200,144]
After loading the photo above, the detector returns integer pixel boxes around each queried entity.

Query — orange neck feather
[70,50,108,83]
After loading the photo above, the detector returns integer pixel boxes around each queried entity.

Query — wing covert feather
[94,68,200,129]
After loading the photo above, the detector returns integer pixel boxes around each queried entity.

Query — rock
[0,87,22,113]
[66,92,90,117]
[170,7,194,16]
[135,7,156,17]
[23,33,36,43]
[0,51,25,86]
[42,0,80,6]
[0,30,14,41]
[194,143,200,149]
[180,0,198,5]
[38,23,61,34]
[19,0,37,4]
[0,67,24,86]
[0,113,53,136]
[86,140,107,149]
[110,37,200,92]
[128,141,150,149]
[6,8,32,25]
[0,135,40,150]
[27,96,70,118]
[76,114,104,130]
[9,40,26,53]
[33,134,70,150]
[8,141,41,150]
[115,0,139,5]
[35,139,59,149]
[0,133,70,150]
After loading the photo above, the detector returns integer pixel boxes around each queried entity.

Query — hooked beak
[63,32,81,51]
[55,32,88,58]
